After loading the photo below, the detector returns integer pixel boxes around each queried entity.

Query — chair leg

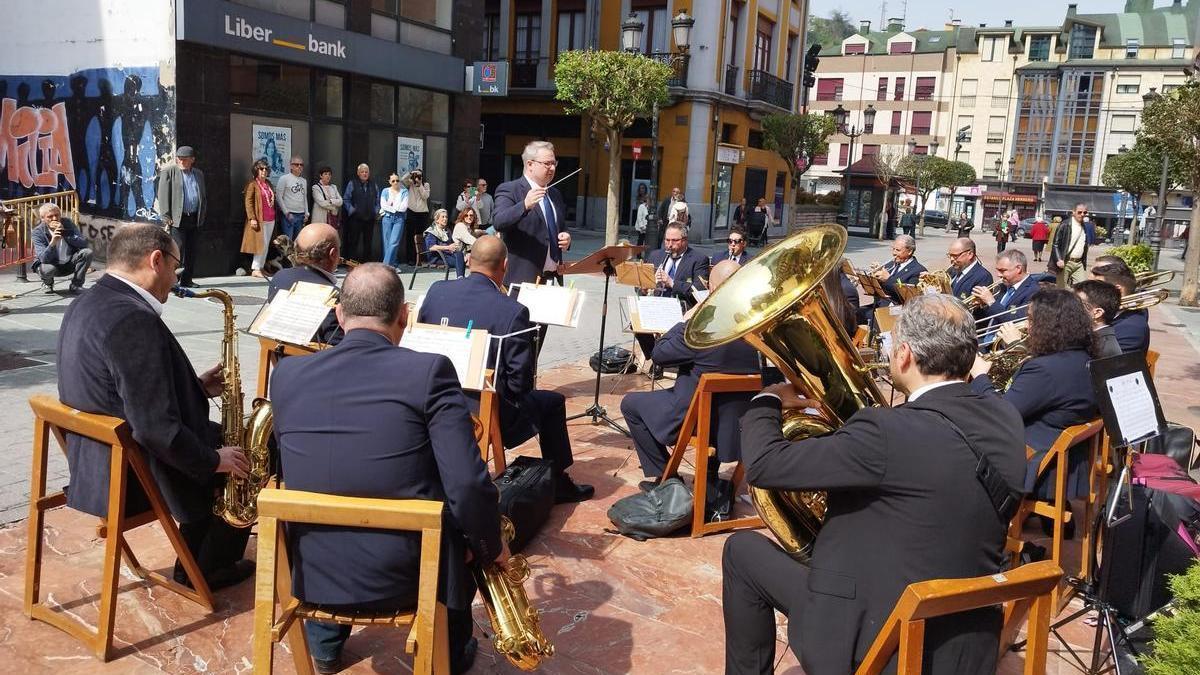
[1023,594,1052,675]
[94,446,130,661]
[24,419,51,616]
[431,602,451,675]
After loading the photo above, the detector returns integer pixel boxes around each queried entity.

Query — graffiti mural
[0,67,174,222]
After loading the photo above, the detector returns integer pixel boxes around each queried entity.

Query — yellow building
[479,0,809,241]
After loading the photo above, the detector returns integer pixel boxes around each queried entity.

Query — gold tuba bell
[684,225,888,561]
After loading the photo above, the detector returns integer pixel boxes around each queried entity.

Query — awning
[981,192,1038,205]
[1045,189,1118,216]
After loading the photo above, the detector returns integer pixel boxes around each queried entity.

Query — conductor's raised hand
[524,186,547,211]
[216,446,249,479]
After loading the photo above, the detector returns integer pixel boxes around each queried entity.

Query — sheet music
[514,284,581,327]
[1105,371,1159,443]
[255,289,332,345]
[636,296,684,333]
[400,326,490,390]
[692,289,711,303]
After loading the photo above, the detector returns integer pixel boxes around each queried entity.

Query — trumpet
[963,281,1006,312]
[1135,270,1175,291]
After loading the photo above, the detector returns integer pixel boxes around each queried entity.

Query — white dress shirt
[107,272,165,316]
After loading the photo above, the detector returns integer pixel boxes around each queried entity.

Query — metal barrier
[1,191,79,279]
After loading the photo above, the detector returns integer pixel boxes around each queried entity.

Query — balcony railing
[512,58,539,88]
[748,69,795,109]
[648,52,690,88]
[724,64,739,95]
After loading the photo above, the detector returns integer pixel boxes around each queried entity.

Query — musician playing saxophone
[869,234,926,307]
[56,224,253,591]
[271,263,508,674]
[726,295,1024,675]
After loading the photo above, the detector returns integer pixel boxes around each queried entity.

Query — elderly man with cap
[156,146,207,287]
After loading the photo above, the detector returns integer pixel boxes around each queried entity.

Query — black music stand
[562,244,644,436]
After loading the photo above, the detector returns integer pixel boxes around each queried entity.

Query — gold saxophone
[473,517,554,671]
[173,286,274,528]
[684,225,888,561]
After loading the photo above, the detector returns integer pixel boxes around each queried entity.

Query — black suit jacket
[1111,309,1150,353]
[949,262,993,300]
[983,275,1038,325]
[646,246,711,306]
[57,274,221,523]
[271,329,501,609]
[266,264,343,345]
[874,257,927,306]
[710,249,749,266]
[492,177,569,286]
[741,383,1025,674]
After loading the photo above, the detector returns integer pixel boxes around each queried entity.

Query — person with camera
[401,168,430,266]
[32,202,93,293]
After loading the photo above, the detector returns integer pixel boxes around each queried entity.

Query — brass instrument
[338,257,361,269]
[1135,270,1175,291]
[685,225,888,561]
[172,285,274,528]
[1121,288,1169,311]
[473,516,554,670]
[963,280,1005,312]
[916,269,952,295]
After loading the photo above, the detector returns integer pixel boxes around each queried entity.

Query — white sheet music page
[692,289,711,304]
[255,288,332,345]
[400,326,489,390]
[636,296,684,333]
[1106,372,1158,444]
[515,284,580,326]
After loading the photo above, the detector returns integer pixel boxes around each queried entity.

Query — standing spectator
[400,168,430,265]
[343,163,380,262]
[31,202,93,293]
[310,166,342,229]
[1008,209,1020,242]
[883,200,897,240]
[155,145,206,287]
[993,215,1009,254]
[668,191,690,232]
[656,186,684,248]
[241,159,276,279]
[455,180,478,223]
[633,193,651,248]
[1083,216,1097,245]
[748,197,774,246]
[900,203,916,237]
[1049,203,1091,287]
[955,212,972,238]
[1030,216,1049,262]
[732,197,748,228]
[424,208,465,278]
[474,178,494,230]
[631,183,648,231]
[275,155,309,243]
[379,174,409,270]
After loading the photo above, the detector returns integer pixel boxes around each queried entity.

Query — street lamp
[1115,144,1130,245]
[1144,87,1170,267]
[620,13,644,53]
[832,103,874,171]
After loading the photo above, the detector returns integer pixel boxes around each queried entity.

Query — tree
[871,147,904,240]
[897,156,977,235]
[1100,142,1185,245]
[808,10,857,52]
[762,112,836,224]
[554,50,672,245]
[1139,81,1200,306]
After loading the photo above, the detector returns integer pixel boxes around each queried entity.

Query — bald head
[709,260,740,291]
[337,263,407,340]
[947,237,977,270]
[294,222,340,272]
[467,235,508,285]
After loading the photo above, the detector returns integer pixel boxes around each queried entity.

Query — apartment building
[478,0,808,240]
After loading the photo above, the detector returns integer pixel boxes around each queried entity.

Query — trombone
[1135,270,1175,291]
[1120,288,1169,311]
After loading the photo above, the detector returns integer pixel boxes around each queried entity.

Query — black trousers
[723,530,806,674]
[38,248,93,289]
[404,210,429,265]
[304,593,474,665]
[173,513,251,577]
[620,392,724,502]
[343,215,375,262]
[502,390,574,475]
[171,213,200,285]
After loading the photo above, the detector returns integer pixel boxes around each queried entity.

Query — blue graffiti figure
[66,76,94,205]
[117,74,147,215]
[93,78,118,211]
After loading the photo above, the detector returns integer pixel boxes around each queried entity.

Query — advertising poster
[252,124,292,183]
[397,136,424,173]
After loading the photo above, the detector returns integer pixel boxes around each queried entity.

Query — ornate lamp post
[1143,87,1170,268]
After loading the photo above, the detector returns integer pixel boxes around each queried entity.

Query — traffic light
[802,44,821,90]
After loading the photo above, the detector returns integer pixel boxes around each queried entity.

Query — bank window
[229,55,309,116]
[315,73,344,118]
[1029,35,1051,61]
[484,13,501,60]
[372,0,399,41]
[232,0,309,21]
[1126,39,1139,59]
[371,83,395,125]
[557,11,586,56]
[1172,38,1187,59]
[1116,75,1140,94]
[315,0,346,29]
[398,86,449,133]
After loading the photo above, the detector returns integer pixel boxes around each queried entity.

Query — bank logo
[224,14,347,59]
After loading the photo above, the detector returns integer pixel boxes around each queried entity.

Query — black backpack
[589,346,635,374]
[606,478,693,541]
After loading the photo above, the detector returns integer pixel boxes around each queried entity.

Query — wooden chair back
[255,337,321,398]
[475,369,506,475]
[854,561,1063,675]
[253,488,449,674]
[409,234,451,290]
[660,373,764,537]
[25,394,213,662]
[1146,349,1159,378]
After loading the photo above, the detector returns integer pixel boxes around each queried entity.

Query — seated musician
[970,288,1099,501]
[724,294,1025,675]
[946,237,993,308]
[1090,263,1149,353]
[871,234,926,307]
[266,222,343,345]
[711,225,750,266]
[971,250,1037,349]
[620,260,759,517]
[646,222,710,306]
[271,264,507,674]
[56,224,253,590]
[417,236,594,503]
[1074,279,1124,358]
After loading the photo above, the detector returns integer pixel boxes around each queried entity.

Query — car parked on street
[921,209,949,228]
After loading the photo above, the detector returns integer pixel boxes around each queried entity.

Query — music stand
[562,244,645,435]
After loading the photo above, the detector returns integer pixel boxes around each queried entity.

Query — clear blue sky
[808,0,1131,32]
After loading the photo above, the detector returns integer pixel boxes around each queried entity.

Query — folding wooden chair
[1006,419,1104,613]
[854,560,1063,675]
[25,395,214,661]
[473,369,506,475]
[253,488,450,674]
[1146,349,1159,378]
[660,373,764,537]
[256,337,321,398]
[409,234,451,290]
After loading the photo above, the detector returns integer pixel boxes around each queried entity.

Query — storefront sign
[716,145,742,165]
[252,124,292,184]
[472,62,509,97]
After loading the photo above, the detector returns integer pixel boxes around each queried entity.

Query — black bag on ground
[589,346,635,374]
[606,477,693,541]
[495,456,555,553]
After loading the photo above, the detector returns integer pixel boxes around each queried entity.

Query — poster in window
[252,124,292,184]
[397,136,424,173]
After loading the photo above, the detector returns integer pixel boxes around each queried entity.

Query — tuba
[173,286,274,528]
[684,225,888,561]
[472,517,554,670]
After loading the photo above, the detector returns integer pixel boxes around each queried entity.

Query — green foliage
[1139,81,1200,192]
[1107,243,1154,274]
[808,10,857,51]
[762,113,836,204]
[1144,561,1200,675]
[553,50,671,133]
[940,160,977,193]
[1101,143,1182,197]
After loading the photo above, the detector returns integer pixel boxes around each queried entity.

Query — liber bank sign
[178,0,464,94]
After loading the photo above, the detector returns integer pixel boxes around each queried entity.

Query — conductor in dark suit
[871,234,926,307]
[724,294,1025,675]
[946,237,993,303]
[491,140,571,287]
[621,260,758,514]
[266,222,343,345]
[418,236,594,503]
[271,263,508,673]
[56,224,253,590]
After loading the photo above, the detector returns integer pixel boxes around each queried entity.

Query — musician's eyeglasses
[728,238,745,245]
[162,250,183,276]
[946,250,969,260]
[530,159,558,168]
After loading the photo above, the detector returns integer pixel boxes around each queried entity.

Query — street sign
[632,142,642,158]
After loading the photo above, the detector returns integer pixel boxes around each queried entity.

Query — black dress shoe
[313,655,343,674]
[451,636,478,675]
[554,475,595,504]
[173,559,256,591]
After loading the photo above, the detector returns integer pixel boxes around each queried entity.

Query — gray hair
[892,294,977,378]
[521,140,555,163]
[997,249,1027,271]
[664,223,688,239]
[356,163,370,172]
[894,234,916,252]
[37,202,61,218]
[107,223,176,270]
[340,263,406,325]
[432,208,448,223]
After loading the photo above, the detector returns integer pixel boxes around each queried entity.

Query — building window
[957,115,973,141]
[838,143,849,165]
[1163,78,1184,93]
[229,55,309,116]
[314,0,346,29]
[983,152,1002,178]
[910,111,931,135]
[862,144,880,156]
[400,0,450,29]
[877,78,888,101]
[1029,35,1051,61]
[987,115,1006,143]
[634,5,669,54]
[785,35,798,77]
[890,111,902,134]
[371,0,399,40]
[915,77,935,101]
[514,12,541,62]
[1110,114,1136,133]
[398,85,449,133]
[556,11,585,56]
[913,145,928,155]
[889,41,913,55]
[894,77,905,101]
[370,82,395,124]
[484,13,501,60]
[1115,74,1140,94]
[981,36,1004,62]
[991,79,1010,107]
[1068,25,1096,59]
[234,0,310,20]
[863,111,874,134]
[961,79,977,107]
[753,18,773,72]
[1172,38,1187,59]
[1126,39,1139,59]
[815,78,843,101]
[747,129,764,148]
[844,43,866,55]
[315,73,344,118]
